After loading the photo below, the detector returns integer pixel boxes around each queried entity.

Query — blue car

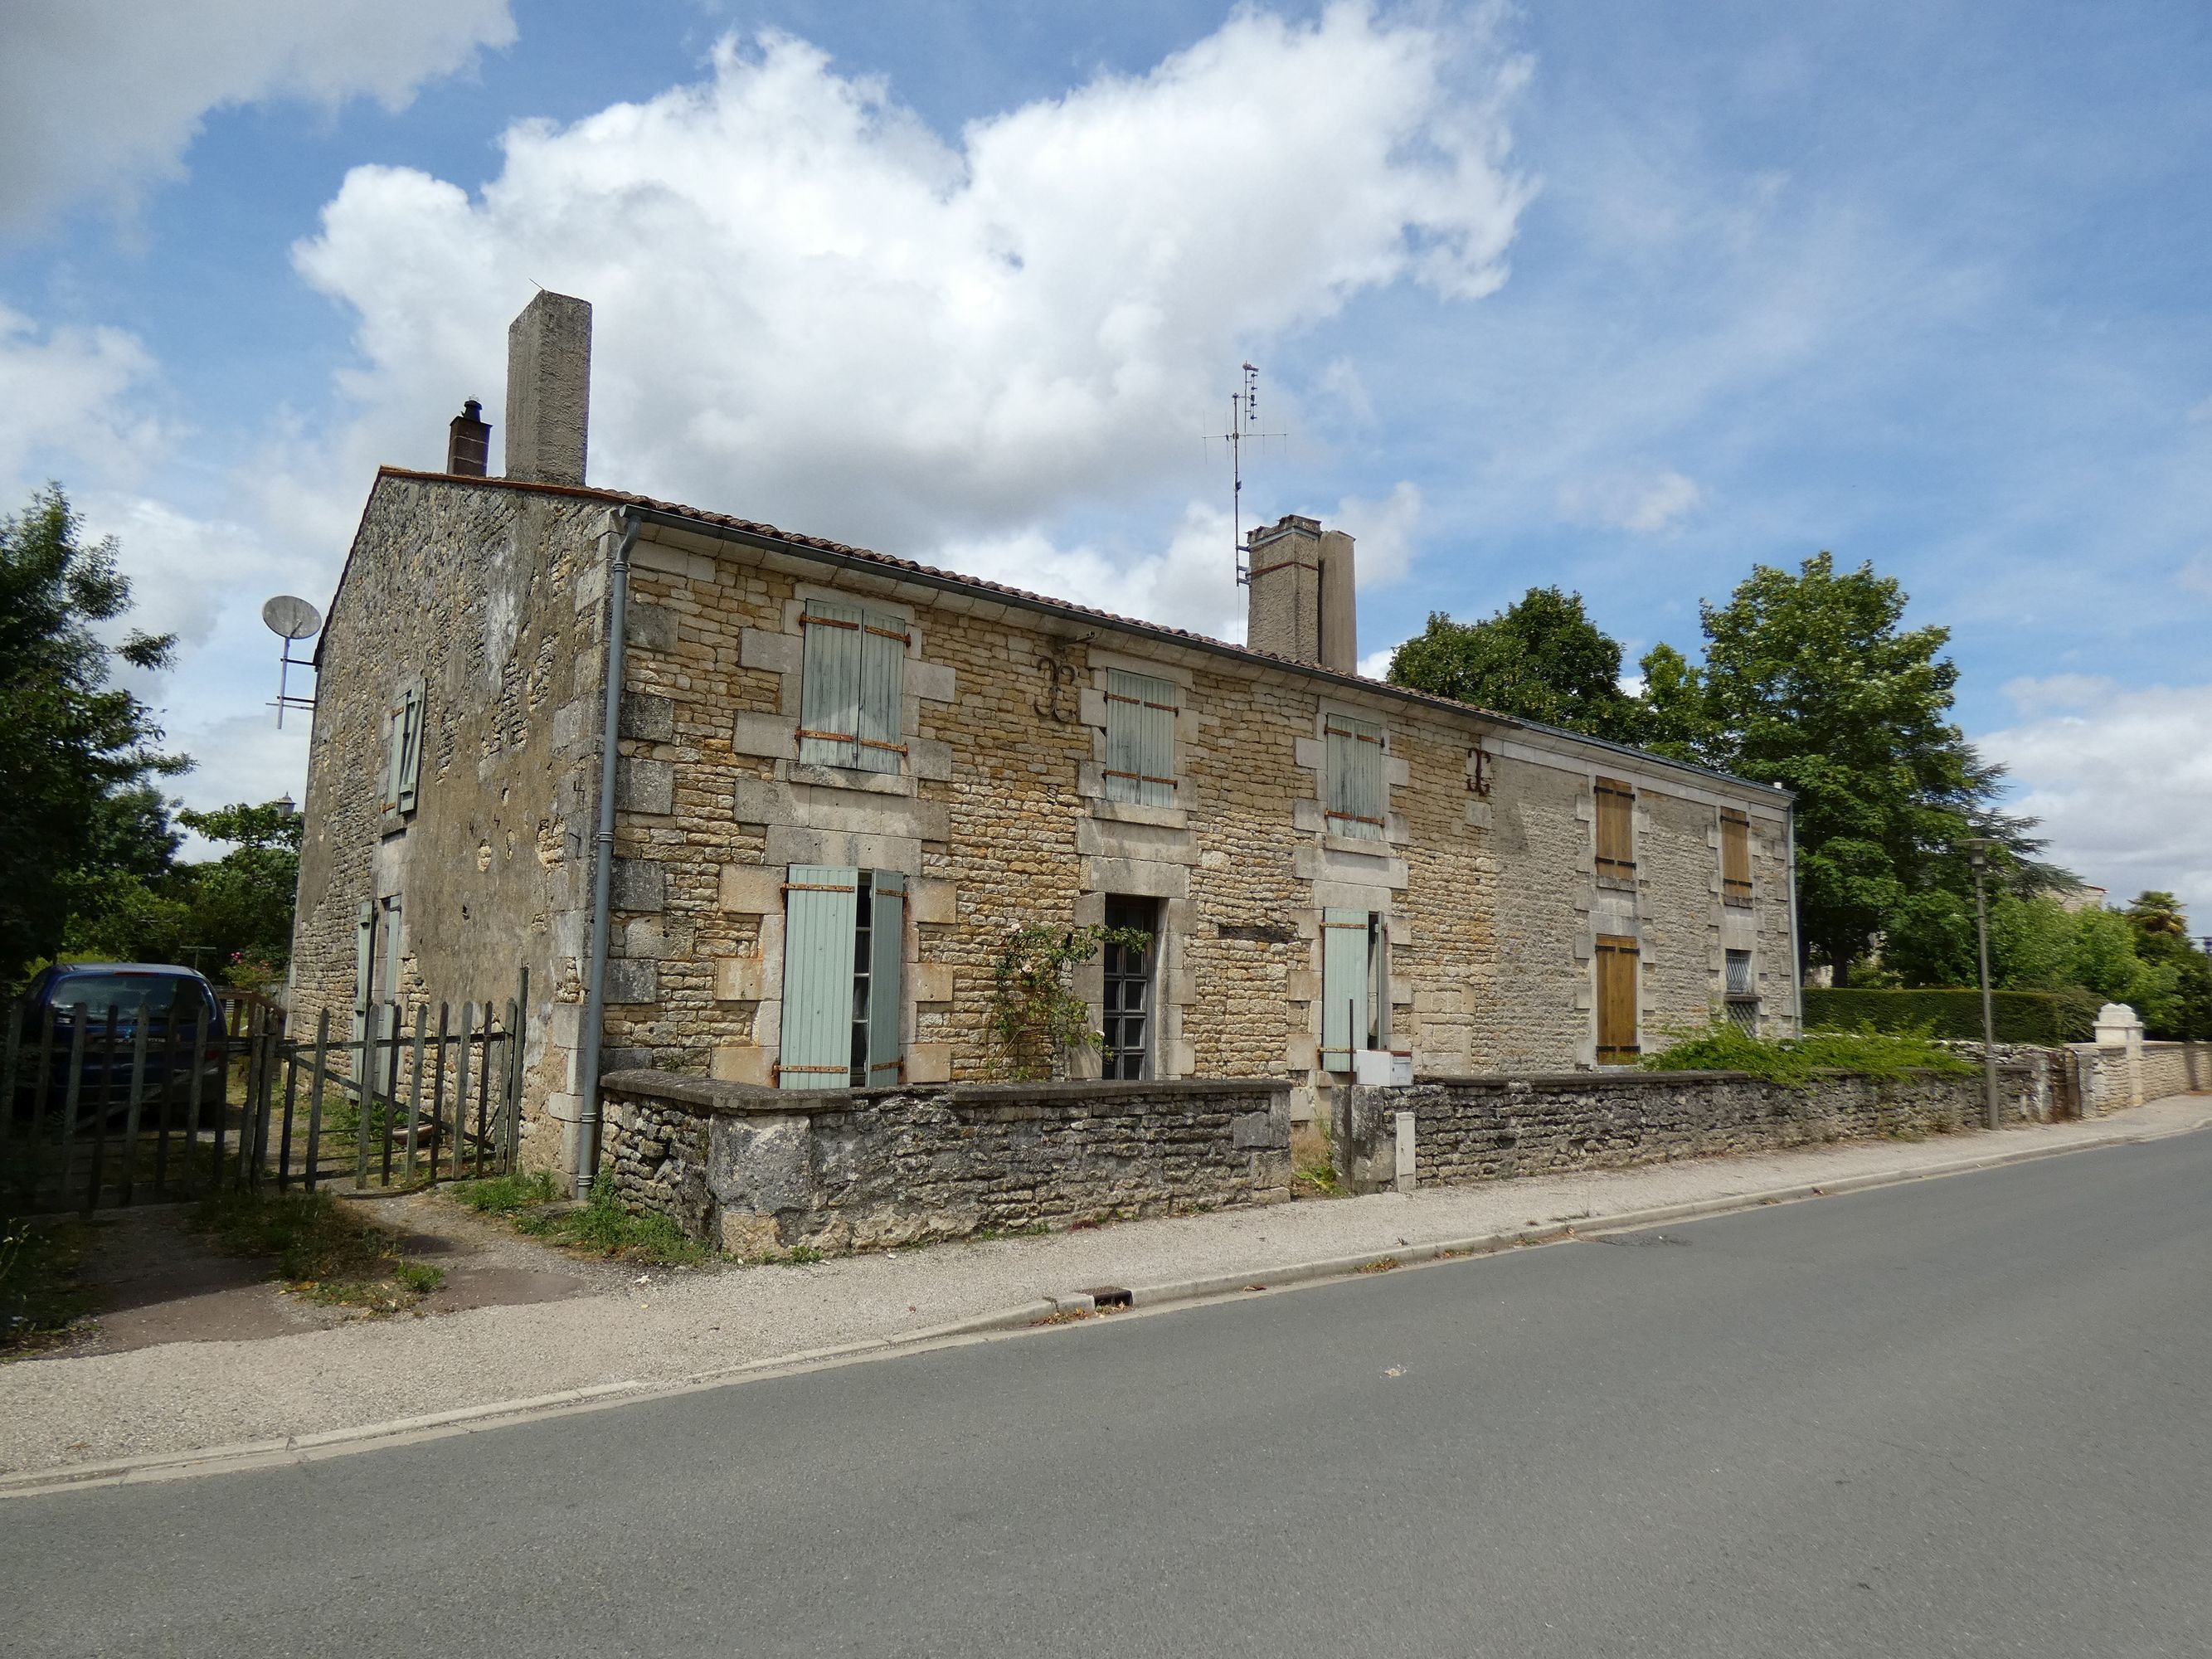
[13,964,231,1126]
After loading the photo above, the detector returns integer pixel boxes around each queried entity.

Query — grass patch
[454,1169,562,1216]
[0,1210,97,1356]
[1290,1123,1340,1197]
[192,1188,442,1314]
[499,1175,709,1265]
[1641,1021,1976,1089]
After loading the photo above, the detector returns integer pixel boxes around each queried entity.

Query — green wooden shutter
[1325,717,1384,840]
[780,865,858,1088]
[1106,669,1177,807]
[854,612,907,775]
[353,901,377,1020]
[798,602,863,767]
[866,870,905,1084]
[396,677,425,814]
[1320,908,1370,1071]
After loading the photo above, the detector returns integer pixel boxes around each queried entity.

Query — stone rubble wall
[2069,1040,2210,1116]
[597,1071,1294,1255]
[1334,1056,2061,1194]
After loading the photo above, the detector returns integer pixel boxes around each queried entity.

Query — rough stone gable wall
[290,476,611,1165]
[1479,760,1590,1069]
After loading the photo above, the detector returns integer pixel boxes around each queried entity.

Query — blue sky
[4,1,2210,908]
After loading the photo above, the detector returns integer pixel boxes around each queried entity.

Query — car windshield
[47,974,197,1019]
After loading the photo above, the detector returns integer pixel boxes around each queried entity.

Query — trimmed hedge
[1802,986,2100,1045]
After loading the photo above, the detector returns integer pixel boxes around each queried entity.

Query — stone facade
[289,474,620,1168]
[1333,1055,2062,1194]
[298,467,1802,1178]
[597,1071,1293,1253]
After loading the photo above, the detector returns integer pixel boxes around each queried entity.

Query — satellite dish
[261,596,322,640]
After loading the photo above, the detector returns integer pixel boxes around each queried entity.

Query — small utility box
[1354,1049,1414,1087]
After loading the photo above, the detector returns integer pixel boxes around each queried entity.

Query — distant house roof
[341,465,1792,804]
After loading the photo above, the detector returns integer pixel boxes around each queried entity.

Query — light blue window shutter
[780,865,858,1089]
[396,677,425,815]
[854,611,907,775]
[866,870,905,1085]
[1325,717,1383,840]
[1320,907,1370,1071]
[1106,669,1177,807]
[353,901,377,1020]
[798,602,863,767]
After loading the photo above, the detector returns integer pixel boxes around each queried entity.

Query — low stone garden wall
[596,1071,1293,1254]
[1333,1058,2058,1195]
[2069,1040,2209,1116]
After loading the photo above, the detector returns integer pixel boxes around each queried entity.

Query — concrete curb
[5,1114,2200,1499]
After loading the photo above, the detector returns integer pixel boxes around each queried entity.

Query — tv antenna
[1207,363,1285,586]
[261,595,322,728]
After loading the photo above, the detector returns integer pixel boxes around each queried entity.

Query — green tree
[0,486,186,981]
[1387,588,1644,743]
[177,800,303,981]
[1636,552,2060,982]
[2124,890,2189,949]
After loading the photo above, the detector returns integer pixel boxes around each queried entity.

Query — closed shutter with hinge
[866,870,905,1085]
[353,901,377,1020]
[384,678,425,815]
[800,602,908,771]
[1105,669,1179,807]
[1595,777,1636,879]
[1320,907,1370,1071]
[780,865,858,1088]
[1325,716,1386,840]
[1720,809,1753,903]
[1596,934,1639,1062]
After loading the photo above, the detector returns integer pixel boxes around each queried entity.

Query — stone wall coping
[1408,1065,1998,1090]
[600,1069,1291,1117]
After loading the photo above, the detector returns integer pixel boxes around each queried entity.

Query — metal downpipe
[574,508,639,1197]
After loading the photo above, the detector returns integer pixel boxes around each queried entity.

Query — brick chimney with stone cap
[503,290,591,485]
[446,399,489,476]
[1245,513,1357,673]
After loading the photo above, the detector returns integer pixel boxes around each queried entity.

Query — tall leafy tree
[1637,552,2061,982]
[176,800,303,982]
[0,487,186,981]
[1386,587,1644,743]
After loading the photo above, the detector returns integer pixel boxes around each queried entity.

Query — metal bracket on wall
[1033,652,1078,723]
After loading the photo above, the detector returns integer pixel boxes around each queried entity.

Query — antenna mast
[1210,362,1282,587]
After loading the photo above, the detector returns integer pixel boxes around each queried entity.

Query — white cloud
[1357,645,1400,681]
[1333,481,1423,587]
[0,306,168,489]
[281,7,1533,593]
[1556,465,1704,535]
[1979,682,2212,919]
[2001,673,2120,715]
[0,0,516,230]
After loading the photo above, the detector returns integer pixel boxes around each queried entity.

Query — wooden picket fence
[1,976,528,1214]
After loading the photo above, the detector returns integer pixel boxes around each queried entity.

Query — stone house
[290,293,1801,1182]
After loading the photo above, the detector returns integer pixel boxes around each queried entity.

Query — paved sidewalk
[5,1096,2206,1480]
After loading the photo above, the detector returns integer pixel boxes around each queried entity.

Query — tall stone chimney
[504,290,592,485]
[446,399,490,476]
[1246,513,1357,673]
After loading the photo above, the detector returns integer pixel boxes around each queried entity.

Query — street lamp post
[1966,838,2001,1131]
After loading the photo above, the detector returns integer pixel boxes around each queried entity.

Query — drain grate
[1081,1286,1134,1308]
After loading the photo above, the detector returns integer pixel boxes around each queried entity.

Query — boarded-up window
[1325,716,1387,841]
[1104,669,1179,807]
[1721,809,1753,904]
[1320,907,1373,1071]
[383,676,425,815]
[798,601,907,773]
[779,865,905,1089]
[1594,776,1635,880]
[1596,933,1639,1063]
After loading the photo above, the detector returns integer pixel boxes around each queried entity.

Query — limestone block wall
[597,1071,1294,1253]
[591,518,1799,1109]
[1334,1058,2059,1194]
[2071,1040,2210,1114]
[290,472,614,1165]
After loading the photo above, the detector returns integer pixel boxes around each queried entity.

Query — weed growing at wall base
[1641,1022,1976,1089]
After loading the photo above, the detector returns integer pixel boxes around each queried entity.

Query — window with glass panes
[1101,897,1158,1079]
[1724,949,1758,1034]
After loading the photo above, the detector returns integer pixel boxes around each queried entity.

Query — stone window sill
[783,761,915,797]
[1089,798,1189,830]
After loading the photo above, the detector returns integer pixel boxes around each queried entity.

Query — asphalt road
[7,1132,2209,1658]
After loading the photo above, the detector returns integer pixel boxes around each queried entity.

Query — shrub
[1641,1022,1975,1089]
[1802,986,2098,1045]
